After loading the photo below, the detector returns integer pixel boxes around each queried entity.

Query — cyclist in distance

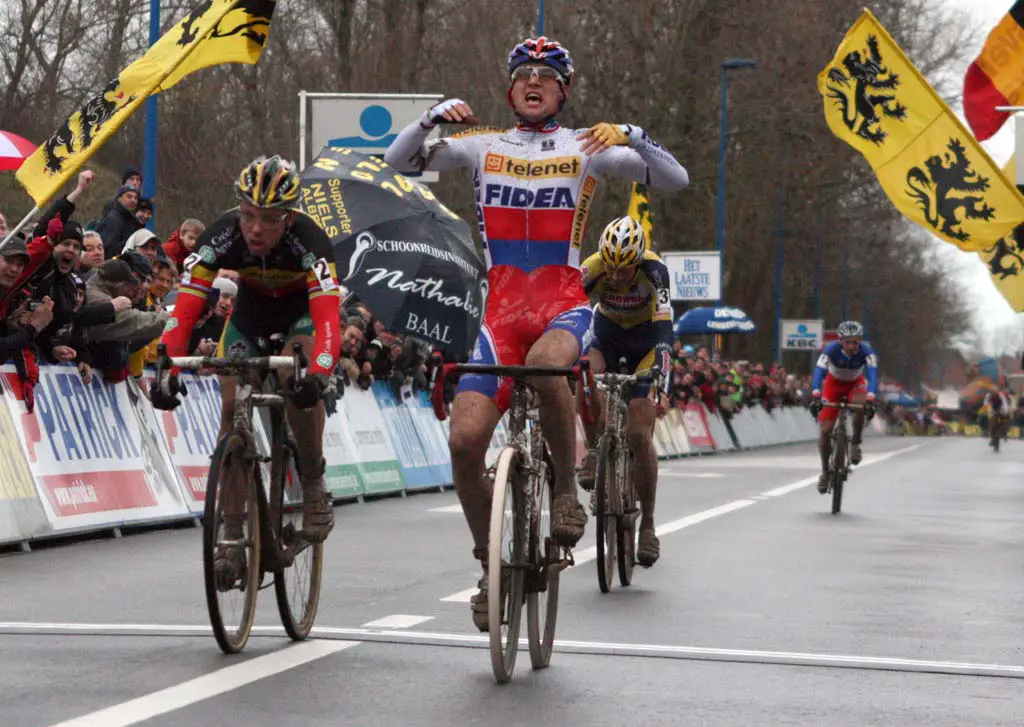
[578,216,673,567]
[152,155,342,587]
[385,36,688,631]
[809,320,878,493]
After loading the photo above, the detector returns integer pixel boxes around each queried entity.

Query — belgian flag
[964,1,1024,141]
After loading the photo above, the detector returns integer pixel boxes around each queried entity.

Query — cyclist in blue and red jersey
[809,321,879,493]
[385,37,688,632]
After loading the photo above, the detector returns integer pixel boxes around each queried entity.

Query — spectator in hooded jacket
[121,228,161,265]
[162,218,205,268]
[0,240,55,362]
[98,185,142,258]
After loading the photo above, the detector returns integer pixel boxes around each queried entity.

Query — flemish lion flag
[977,156,1024,312]
[626,182,653,250]
[16,0,276,207]
[817,9,1024,252]
[963,1,1024,142]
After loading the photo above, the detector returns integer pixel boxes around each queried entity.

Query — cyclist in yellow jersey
[579,217,673,566]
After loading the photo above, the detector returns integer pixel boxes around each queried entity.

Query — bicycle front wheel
[830,424,846,515]
[273,438,324,641]
[617,450,636,587]
[489,446,526,683]
[595,433,618,594]
[203,434,261,654]
[527,445,559,670]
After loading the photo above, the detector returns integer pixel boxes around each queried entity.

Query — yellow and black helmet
[598,216,645,268]
[234,155,301,209]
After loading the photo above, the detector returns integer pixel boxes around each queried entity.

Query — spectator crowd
[0,166,431,411]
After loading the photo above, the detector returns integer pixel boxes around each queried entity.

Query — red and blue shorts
[820,374,867,422]
[457,264,592,413]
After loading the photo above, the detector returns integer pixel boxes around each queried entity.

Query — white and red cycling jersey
[384,119,688,272]
[385,117,687,409]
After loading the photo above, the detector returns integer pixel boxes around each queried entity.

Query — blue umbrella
[674,306,756,336]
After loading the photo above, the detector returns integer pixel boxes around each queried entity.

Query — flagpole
[0,206,41,252]
[142,0,160,229]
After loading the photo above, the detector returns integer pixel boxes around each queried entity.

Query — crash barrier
[0,364,819,549]
[885,418,1024,439]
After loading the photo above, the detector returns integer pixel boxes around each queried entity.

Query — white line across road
[6,621,1022,682]
[438,444,921,602]
[45,640,357,727]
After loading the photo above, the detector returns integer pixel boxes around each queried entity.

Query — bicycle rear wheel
[489,446,525,683]
[273,435,324,641]
[203,434,261,654]
[617,451,636,587]
[830,424,846,515]
[595,433,618,593]
[527,445,559,670]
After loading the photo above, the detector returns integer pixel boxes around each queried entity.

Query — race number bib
[312,257,337,291]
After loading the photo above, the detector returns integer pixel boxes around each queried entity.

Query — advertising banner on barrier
[681,401,716,450]
[373,383,450,490]
[323,398,365,500]
[0,374,50,544]
[1,365,190,533]
[337,386,404,495]
[141,371,224,513]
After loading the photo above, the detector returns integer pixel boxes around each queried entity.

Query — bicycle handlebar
[154,342,308,399]
[428,353,596,424]
[822,401,866,410]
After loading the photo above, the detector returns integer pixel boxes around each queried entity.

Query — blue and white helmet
[508,37,574,86]
[837,320,864,339]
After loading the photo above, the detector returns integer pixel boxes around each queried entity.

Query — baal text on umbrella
[405,313,453,344]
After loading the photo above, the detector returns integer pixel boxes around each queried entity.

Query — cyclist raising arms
[153,156,342,585]
[578,217,673,567]
[809,321,878,493]
[385,37,688,631]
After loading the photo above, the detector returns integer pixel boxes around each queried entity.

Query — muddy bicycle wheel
[830,423,847,515]
[527,446,559,670]
[488,447,525,683]
[595,433,618,593]
[203,434,261,654]
[272,435,324,641]
[617,451,637,586]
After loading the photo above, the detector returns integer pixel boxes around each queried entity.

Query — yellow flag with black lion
[818,9,1024,253]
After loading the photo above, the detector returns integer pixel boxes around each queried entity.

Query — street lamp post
[716,58,756,299]
[537,0,544,34]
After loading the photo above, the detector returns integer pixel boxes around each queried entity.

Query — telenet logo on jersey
[484,153,581,179]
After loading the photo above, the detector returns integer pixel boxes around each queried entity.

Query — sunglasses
[511,65,561,82]
[240,209,289,228]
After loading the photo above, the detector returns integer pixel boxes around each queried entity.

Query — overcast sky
[928,0,1020,353]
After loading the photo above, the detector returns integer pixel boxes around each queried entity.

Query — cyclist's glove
[292,374,326,410]
[150,377,185,411]
[864,398,876,421]
[809,392,823,419]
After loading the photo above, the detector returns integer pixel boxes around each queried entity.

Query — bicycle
[431,357,594,683]
[155,342,325,654]
[591,361,661,593]
[822,400,864,515]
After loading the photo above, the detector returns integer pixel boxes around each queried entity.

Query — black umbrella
[299,146,487,359]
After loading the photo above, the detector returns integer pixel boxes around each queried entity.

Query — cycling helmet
[235,155,301,209]
[599,216,646,268]
[837,320,864,339]
[508,37,574,86]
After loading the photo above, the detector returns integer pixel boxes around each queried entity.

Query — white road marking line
[361,614,433,629]
[427,504,462,513]
[660,472,726,478]
[45,640,357,727]
[760,444,920,497]
[438,444,922,603]
[437,499,755,602]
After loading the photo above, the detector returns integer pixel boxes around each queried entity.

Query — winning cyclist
[578,216,673,567]
[152,155,342,586]
[384,37,688,631]
[809,321,878,493]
